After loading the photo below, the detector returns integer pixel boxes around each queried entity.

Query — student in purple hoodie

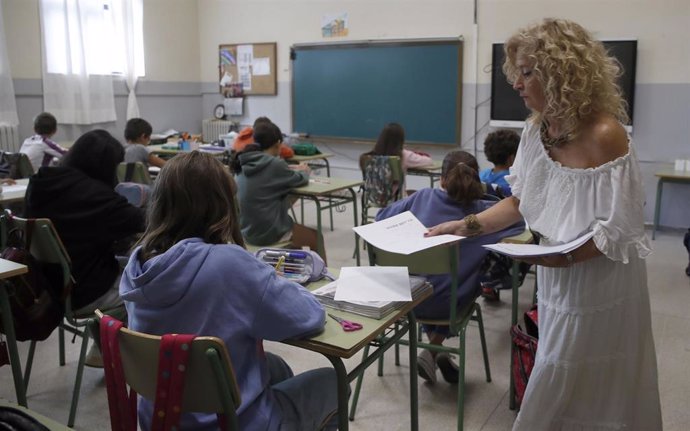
[120,151,338,431]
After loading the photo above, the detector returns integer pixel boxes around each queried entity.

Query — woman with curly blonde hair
[428,18,661,430]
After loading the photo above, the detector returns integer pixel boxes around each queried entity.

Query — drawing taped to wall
[322,13,349,38]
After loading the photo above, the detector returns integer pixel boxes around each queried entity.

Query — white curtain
[0,1,19,127]
[39,0,117,125]
[111,0,143,119]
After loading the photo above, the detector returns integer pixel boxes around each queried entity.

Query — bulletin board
[218,42,277,96]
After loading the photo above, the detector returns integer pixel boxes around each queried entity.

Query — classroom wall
[2,0,689,228]
[3,0,203,142]
[198,0,690,229]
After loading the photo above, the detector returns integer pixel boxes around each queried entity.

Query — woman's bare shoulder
[586,114,629,163]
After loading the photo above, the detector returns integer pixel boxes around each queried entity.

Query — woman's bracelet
[462,214,482,236]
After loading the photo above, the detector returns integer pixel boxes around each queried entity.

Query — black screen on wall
[490,40,637,126]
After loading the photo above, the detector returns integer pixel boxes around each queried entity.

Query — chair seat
[244,240,292,254]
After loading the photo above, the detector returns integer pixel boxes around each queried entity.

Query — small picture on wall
[322,12,349,38]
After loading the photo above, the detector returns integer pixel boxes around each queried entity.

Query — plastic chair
[116,162,152,185]
[0,210,109,427]
[349,241,491,431]
[0,152,34,179]
[90,311,242,430]
[360,155,404,224]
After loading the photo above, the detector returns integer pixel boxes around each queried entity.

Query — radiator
[202,119,234,143]
[0,125,20,152]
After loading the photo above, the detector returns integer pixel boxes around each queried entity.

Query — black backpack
[0,219,65,341]
[684,228,690,277]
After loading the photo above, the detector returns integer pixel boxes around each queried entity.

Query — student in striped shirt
[19,112,68,172]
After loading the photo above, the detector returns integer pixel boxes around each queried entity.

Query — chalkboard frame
[291,38,463,145]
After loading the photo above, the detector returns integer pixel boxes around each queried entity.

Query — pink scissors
[328,313,363,332]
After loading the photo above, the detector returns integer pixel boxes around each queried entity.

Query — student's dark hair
[483,129,520,166]
[124,118,153,142]
[359,122,405,170]
[61,129,124,188]
[441,151,484,206]
[253,116,272,128]
[33,112,57,136]
[230,122,281,174]
[138,151,245,262]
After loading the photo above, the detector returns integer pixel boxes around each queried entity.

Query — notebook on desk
[312,275,431,319]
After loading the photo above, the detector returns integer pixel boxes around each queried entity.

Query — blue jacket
[120,238,325,431]
[376,188,524,318]
[479,167,512,196]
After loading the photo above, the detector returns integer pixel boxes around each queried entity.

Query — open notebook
[312,275,431,319]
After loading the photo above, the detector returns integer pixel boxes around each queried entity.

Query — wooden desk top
[655,169,690,180]
[287,276,432,359]
[287,153,334,163]
[0,258,28,279]
[0,179,29,205]
[291,177,363,196]
[407,160,442,173]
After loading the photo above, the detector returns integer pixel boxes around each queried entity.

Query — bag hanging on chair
[511,304,538,408]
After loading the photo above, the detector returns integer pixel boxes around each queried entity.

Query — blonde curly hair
[503,18,629,141]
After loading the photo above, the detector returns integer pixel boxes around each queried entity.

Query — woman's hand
[425,220,468,237]
[0,178,16,185]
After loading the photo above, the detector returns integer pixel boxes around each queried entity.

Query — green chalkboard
[291,39,463,145]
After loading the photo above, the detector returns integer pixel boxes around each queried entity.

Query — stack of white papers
[353,211,463,255]
[483,231,595,258]
[312,271,431,319]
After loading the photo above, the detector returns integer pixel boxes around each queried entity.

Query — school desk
[652,169,690,239]
[0,400,74,430]
[286,275,433,431]
[0,258,30,407]
[286,152,334,177]
[290,177,364,265]
[0,179,30,205]
[407,160,442,188]
[147,143,227,157]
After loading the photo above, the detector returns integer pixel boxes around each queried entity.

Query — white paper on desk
[483,230,595,258]
[352,211,463,255]
[334,266,412,302]
[151,129,179,139]
[1,184,27,193]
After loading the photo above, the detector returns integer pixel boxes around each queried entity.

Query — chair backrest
[0,210,72,292]
[0,152,34,179]
[367,241,464,328]
[93,312,241,428]
[117,162,152,185]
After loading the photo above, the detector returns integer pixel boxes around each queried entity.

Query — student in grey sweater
[234,122,310,245]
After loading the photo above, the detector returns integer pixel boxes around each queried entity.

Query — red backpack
[510,305,538,408]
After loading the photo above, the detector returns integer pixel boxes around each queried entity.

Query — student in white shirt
[19,112,67,172]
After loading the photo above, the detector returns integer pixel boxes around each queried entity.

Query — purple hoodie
[120,238,325,431]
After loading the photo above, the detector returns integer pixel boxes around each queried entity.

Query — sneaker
[417,349,437,384]
[481,284,500,302]
[435,353,459,384]
[84,344,104,368]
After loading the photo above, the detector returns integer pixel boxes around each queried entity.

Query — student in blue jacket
[120,151,338,431]
[479,129,520,197]
[376,150,524,384]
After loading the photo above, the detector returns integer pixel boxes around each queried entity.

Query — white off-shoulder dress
[507,122,662,431]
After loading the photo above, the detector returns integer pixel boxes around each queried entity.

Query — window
[41,0,145,76]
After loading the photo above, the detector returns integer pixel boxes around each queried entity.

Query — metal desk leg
[0,283,27,407]
[407,313,419,431]
[324,159,334,231]
[325,356,350,431]
[509,259,519,410]
[653,178,664,240]
[312,197,325,260]
[348,188,361,265]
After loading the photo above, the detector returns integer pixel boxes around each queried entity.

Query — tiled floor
[1,199,688,430]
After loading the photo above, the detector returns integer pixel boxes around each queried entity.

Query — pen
[265,250,308,259]
[275,256,285,272]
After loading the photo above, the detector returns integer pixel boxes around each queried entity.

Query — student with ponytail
[375,150,525,384]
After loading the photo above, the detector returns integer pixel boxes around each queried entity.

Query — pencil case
[255,248,329,285]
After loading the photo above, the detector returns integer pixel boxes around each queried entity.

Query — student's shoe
[481,284,500,302]
[435,352,459,384]
[417,349,437,384]
[84,344,103,368]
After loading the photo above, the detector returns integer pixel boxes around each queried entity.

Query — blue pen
[265,250,308,259]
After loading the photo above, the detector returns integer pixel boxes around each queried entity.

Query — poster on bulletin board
[219,42,277,96]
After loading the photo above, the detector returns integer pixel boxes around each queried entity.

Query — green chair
[0,152,34,179]
[0,210,111,427]
[349,241,491,431]
[360,155,404,225]
[91,310,242,430]
[116,162,152,185]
